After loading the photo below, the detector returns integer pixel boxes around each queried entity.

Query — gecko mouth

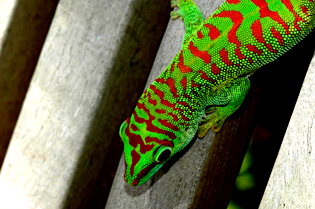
[130,162,159,186]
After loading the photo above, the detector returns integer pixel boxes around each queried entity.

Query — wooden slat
[0,0,58,170]
[259,53,315,208]
[0,0,169,208]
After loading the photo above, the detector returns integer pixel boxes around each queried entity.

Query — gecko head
[119,116,175,186]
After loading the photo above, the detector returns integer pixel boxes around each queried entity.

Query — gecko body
[120,0,315,186]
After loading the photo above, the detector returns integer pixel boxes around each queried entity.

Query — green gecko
[119,0,315,186]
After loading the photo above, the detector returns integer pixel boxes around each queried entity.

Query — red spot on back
[251,0,290,34]
[226,0,240,3]
[199,70,216,82]
[280,0,304,31]
[191,80,201,88]
[251,20,277,53]
[188,41,211,64]
[300,6,309,16]
[211,63,221,75]
[197,30,203,39]
[178,51,192,73]
[181,77,187,90]
[204,24,220,40]
[213,11,246,60]
[219,48,233,66]
[166,78,179,98]
[170,62,175,73]
[270,27,284,46]
[184,93,192,99]
[148,92,157,106]
[246,44,263,55]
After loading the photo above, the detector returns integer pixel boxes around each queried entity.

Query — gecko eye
[119,120,128,139]
[153,146,172,162]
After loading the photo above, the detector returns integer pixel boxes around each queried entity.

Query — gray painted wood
[0,0,169,208]
[259,53,315,208]
[0,0,58,170]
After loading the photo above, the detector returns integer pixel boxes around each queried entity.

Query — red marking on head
[150,86,181,114]
[143,90,147,97]
[280,0,304,31]
[158,119,179,131]
[197,30,203,39]
[156,77,165,84]
[178,51,192,73]
[135,102,177,140]
[219,48,233,66]
[179,112,190,121]
[199,70,216,82]
[125,118,154,153]
[124,158,127,179]
[145,136,174,147]
[132,162,158,186]
[178,101,193,113]
[166,78,179,98]
[156,109,166,114]
[226,0,240,3]
[251,0,290,34]
[181,77,187,90]
[211,64,221,75]
[248,58,253,63]
[251,20,277,53]
[131,124,139,132]
[204,24,220,40]
[188,41,211,64]
[148,92,157,106]
[168,112,179,121]
[130,149,140,177]
[246,44,263,55]
[270,27,284,46]
[191,80,201,88]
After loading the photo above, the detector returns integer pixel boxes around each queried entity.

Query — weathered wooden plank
[259,53,315,208]
[0,0,169,208]
[105,1,260,208]
[0,0,58,170]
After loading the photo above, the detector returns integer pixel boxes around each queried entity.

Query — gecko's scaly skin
[120,0,315,186]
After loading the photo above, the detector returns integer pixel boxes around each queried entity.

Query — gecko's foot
[170,0,181,8]
[170,11,182,20]
[170,0,204,46]
[198,107,228,138]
